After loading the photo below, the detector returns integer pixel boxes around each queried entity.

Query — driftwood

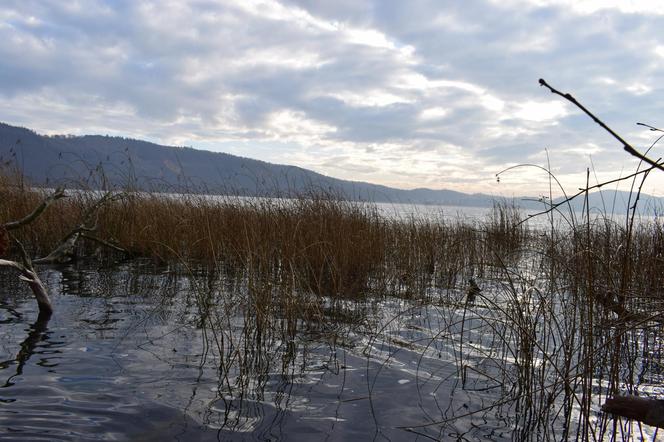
[0,240,53,315]
[34,191,129,265]
[602,396,664,428]
[0,188,65,315]
[0,187,128,316]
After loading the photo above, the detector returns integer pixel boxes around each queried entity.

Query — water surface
[0,263,489,441]
[1,261,660,440]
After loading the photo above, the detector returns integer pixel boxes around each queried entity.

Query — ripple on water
[0,384,208,441]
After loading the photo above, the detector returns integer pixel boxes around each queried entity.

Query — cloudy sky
[2,0,664,196]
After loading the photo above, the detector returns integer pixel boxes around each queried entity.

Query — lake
[2,259,660,440]
[0,261,534,441]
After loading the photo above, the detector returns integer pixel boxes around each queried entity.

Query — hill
[1,121,663,213]
[0,122,500,206]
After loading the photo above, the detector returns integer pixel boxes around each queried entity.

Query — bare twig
[539,79,664,173]
[33,191,127,264]
[2,187,66,231]
[637,122,664,133]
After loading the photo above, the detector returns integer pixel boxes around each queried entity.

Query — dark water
[6,262,659,440]
[0,262,498,441]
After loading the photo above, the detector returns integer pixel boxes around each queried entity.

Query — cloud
[0,0,663,195]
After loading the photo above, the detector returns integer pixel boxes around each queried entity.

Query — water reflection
[1,262,660,440]
[0,311,53,389]
[0,263,543,440]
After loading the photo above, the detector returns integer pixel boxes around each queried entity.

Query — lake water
[0,264,478,441]
[0,261,541,441]
[2,260,660,440]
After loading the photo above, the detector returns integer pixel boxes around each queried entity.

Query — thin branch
[2,187,66,231]
[539,79,664,173]
[33,191,127,264]
[509,161,663,225]
[636,122,664,133]
[80,233,131,256]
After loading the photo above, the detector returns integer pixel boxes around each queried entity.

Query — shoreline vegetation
[0,170,527,298]
[1,165,664,438]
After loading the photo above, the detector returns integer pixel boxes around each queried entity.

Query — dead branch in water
[0,188,67,315]
[0,238,52,315]
[0,187,129,315]
[33,191,129,264]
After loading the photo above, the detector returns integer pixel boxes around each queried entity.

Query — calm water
[0,262,516,441]
[1,260,660,440]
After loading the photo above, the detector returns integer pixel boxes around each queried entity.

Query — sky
[1,0,664,197]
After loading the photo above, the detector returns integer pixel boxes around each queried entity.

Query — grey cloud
[1,0,663,193]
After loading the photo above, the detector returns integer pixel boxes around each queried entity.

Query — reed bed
[410,207,664,441]
[0,176,527,302]
[3,171,664,440]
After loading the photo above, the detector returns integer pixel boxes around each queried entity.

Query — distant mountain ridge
[0,122,501,206]
[1,121,663,213]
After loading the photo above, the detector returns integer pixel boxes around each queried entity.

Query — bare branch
[0,256,53,315]
[539,79,664,173]
[637,122,664,133]
[33,191,127,265]
[2,187,66,231]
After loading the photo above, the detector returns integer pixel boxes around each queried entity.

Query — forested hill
[0,122,504,206]
[1,121,662,212]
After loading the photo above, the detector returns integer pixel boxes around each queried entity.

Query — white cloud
[234,48,329,70]
[0,0,663,195]
[324,90,413,107]
[654,45,664,58]
[266,110,337,144]
[419,107,448,120]
[510,100,569,122]
[494,0,664,15]
[625,82,652,95]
